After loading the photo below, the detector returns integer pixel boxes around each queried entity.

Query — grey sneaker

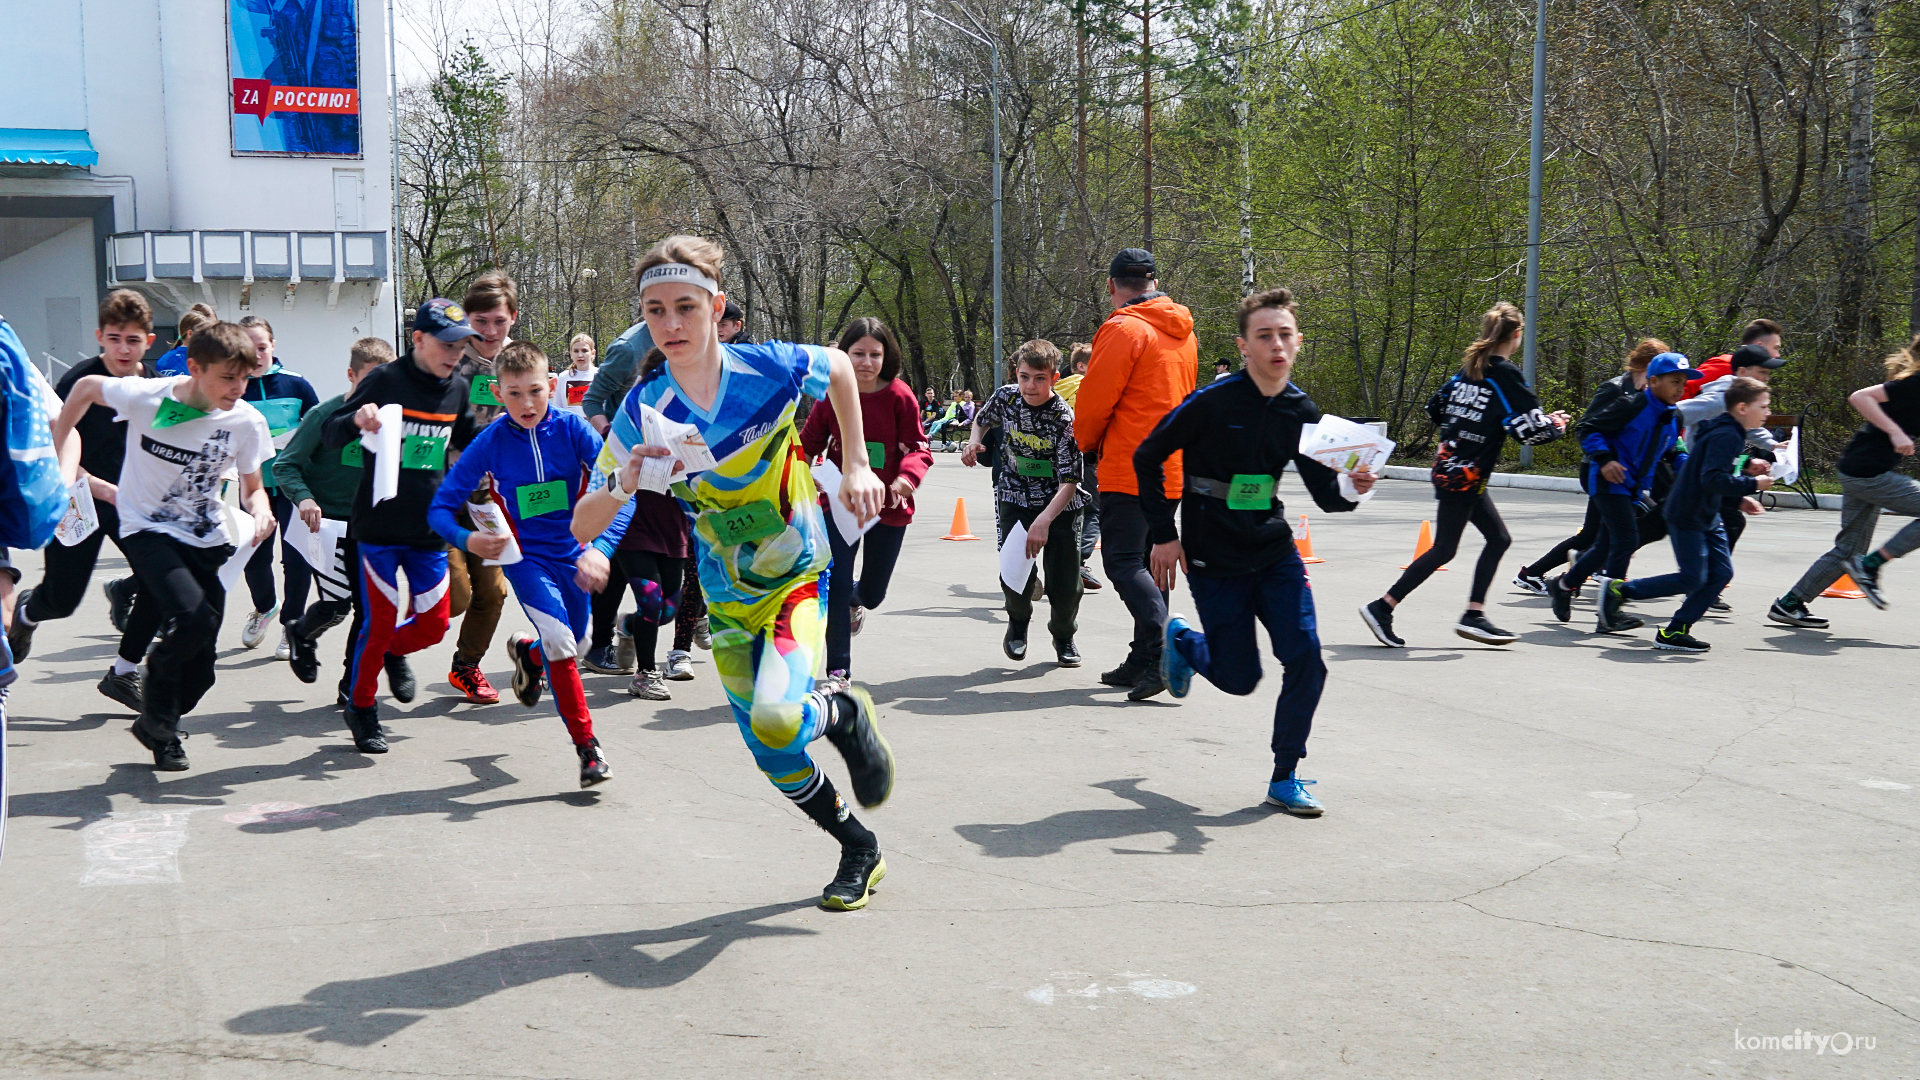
[664,649,695,681]
[241,605,277,649]
[612,620,639,672]
[692,616,712,650]
[627,668,671,700]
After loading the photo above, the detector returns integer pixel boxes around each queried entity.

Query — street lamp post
[581,267,599,347]
[926,5,1004,383]
[1520,0,1546,467]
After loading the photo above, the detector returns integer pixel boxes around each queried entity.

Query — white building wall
[0,223,98,377]
[0,0,397,401]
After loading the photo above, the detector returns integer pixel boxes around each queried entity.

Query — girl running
[800,318,933,678]
[573,236,896,911]
[1361,302,1567,647]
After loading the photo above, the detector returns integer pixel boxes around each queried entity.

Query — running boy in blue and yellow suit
[572,234,894,911]
[430,341,612,788]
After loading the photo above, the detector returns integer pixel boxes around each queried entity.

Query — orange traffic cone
[941,498,979,541]
[1400,519,1447,570]
[1822,574,1867,599]
[1296,515,1325,564]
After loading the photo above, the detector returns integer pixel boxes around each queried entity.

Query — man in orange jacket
[1074,249,1199,699]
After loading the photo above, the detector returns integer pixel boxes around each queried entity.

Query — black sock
[1271,761,1299,784]
[792,776,876,850]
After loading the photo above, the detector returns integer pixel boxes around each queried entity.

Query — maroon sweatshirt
[800,378,934,527]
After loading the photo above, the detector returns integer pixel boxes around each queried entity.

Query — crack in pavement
[0,1038,596,1079]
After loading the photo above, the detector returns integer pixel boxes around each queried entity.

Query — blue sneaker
[1162,615,1196,699]
[1264,776,1323,817]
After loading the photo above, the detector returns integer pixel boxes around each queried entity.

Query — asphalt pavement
[1,456,1914,1078]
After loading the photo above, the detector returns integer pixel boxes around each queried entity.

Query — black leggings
[1388,491,1510,606]
[590,549,686,670]
[1523,497,1602,579]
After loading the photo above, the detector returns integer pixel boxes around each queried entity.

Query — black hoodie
[322,355,474,546]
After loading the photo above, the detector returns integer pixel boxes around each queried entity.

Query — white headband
[638,262,721,297]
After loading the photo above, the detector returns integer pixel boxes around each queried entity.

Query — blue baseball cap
[1647,352,1707,381]
[412,298,483,343]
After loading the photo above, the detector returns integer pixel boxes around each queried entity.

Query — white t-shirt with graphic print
[100,376,273,548]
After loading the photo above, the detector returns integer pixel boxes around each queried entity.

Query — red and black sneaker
[509,634,544,707]
[447,662,501,705]
[577,738,610,788]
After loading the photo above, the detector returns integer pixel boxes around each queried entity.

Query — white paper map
[53,477,100,547]
[999,521,1037,594]
[597,402,718,494]
[359,402,403,505]
[812,460,878,542]
[1298,415,1394,475]
[466,498,524,566]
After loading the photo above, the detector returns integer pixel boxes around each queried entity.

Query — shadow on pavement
[238,755,598,832]
[1755,631,1919,655]
[866,667,1164,715]
[6,748,377,829]
[640,703,735,731]
[955,777,1271,857]
[8,711,113,733]
[226,899,818,1045]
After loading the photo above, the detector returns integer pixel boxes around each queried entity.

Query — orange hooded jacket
[1074,294,1199,497]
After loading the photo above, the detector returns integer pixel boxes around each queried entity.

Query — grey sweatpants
[1785,470,1920,604]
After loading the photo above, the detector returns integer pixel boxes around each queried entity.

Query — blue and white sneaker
[1264,776,1323,817]
[1163,614,1196,699]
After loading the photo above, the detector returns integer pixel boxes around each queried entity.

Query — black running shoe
[579,644,624,675]
[97,668,142,712]
[103,576,137,634]
[1548,576,1574,622]
[345,704,388,753]
[1654,625,1710,653]
[510,634,544,706]
[288,627,321,684]
[383,653,416,703]
[577,738,611,788]
[1594,577,1643,634]
[6,589,35,662]
[1080,567,1104,592]
[1055,638,1082,667]
[1512,572,1548,596]
[1126,668,1168,701]
[825,686,894,808]
[130,719,189,771]
[821,845,886,911]
[1003,623,1028,662]
[1847,555,1889,610]
[1099,658,1147,687]
[1359,599,1404,647]
[1767,598,1828,629]
[1455,610,1518,645]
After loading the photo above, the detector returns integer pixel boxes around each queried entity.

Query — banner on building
[228,0,362,157]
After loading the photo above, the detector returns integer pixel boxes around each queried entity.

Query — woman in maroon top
[801,317,934,676]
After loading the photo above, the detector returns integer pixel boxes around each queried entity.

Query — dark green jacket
[273,394,362,518]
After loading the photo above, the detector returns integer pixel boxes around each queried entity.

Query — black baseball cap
[1109,248,1156,280]
[413,298,483,343]
[721,299,744,322]
[1730,343,1786,371]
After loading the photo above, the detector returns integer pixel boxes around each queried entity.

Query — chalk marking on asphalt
[80,810,197,886]
[1026,976,1197,1005]
[1855,778,1911,790]
[1588,791,1635,800]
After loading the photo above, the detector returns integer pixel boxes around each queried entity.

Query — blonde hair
[1624,338,1669,373]
[348,337,396,374]
[176,303,218,343]
[496,340,549,377]
[634,235,725,294]
[569,332,595,352]
[1463,302,1524,381]
[1885,333,1920,381]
